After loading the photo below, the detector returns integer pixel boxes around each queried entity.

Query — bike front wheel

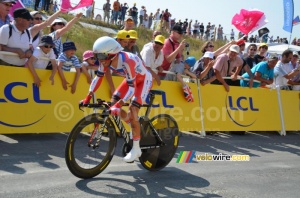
[139,114,179,171]
[65,113,117,179]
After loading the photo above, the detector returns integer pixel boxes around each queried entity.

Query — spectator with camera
[159,24,186,80]
[0,8,33,66]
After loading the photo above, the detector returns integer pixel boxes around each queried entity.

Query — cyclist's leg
[123,73,153,162]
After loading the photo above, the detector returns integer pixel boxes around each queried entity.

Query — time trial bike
[65,90,179,179]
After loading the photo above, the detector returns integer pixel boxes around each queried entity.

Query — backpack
[8,24,31,42]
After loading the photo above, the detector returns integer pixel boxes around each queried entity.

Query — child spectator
[57,41,81,93]
[81,50,98,83]
[165,57,196,102]
[27,35,57,87]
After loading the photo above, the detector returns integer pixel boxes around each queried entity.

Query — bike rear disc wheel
[65,113,117,179]
[139,114,179,171]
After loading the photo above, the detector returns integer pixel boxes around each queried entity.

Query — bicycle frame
[105,90,165,148]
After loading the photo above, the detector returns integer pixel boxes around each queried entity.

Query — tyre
[65,113,117,179]
[139,114,179,171]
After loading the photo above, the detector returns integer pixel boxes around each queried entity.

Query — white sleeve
[0,25,9,45]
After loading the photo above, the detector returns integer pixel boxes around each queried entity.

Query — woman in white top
[29,10,61,49]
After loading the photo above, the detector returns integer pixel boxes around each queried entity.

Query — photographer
[159,24,186,80]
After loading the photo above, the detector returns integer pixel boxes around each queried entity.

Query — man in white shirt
[0,8,33,66]
[274,49,300,90]
[141,35,165,86]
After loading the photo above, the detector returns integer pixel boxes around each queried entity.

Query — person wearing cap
[0,0,16,28]
[102,0,111,23]
[255,43,268,63]
[141,35,165,85]
[124,30,141,59]
[29,9,62,49]
[0,8,33,66]
[212,44,243,92]
[115,30,130,47]
[130,3,138,25]
[274,49,300,90]
[57,41,81,93]
[159,24,186,80]
[141,30,161,51]
[193,51,216,85]
[48,12,82,57]
[123,15,134,31]
[27,35,57,87]
[80,50,98,84]
[240,54,278,88]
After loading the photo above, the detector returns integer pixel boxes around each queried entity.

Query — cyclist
[80,36,153,162]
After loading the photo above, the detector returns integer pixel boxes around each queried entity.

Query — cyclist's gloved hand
[182,84,194,102]
[109,101,122,116]
[79,94,92,106]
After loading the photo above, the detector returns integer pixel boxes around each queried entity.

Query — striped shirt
[48,31,63,56]
[57,52,81,71]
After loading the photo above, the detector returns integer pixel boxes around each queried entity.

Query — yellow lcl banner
[0,66,299,134]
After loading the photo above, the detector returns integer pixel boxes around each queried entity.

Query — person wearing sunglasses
[0,8,33,66]
[141,35,165,86]
[124,30,142,59]
[0,0,16,28]
[80,50,98,84]
[80,36,153,163]
[27,35,57,87]
[48,13,82,58]
[29,10,61,49]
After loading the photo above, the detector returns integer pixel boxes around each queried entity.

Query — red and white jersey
[89,51,152,104]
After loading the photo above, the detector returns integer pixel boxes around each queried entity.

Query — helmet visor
[95,53,116,60]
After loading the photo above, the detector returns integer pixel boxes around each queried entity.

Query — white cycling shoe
[123,147,142,163]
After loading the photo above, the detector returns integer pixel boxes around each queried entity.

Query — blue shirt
[57,53,81,71]
[0,15,10,28]
[241,61,274,87]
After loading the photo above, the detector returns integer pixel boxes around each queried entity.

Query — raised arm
[30,10,62,38]
[55,13,83,39]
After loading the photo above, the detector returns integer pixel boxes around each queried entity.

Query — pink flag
[9,0,25,18]
[61,0,93,13]
[231,9,265,35]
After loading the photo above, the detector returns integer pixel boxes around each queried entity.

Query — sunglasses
[250,48,257,51]
[154,41,163,46]
[1,3,13,7]
[34,17,43,21]
[43,45,53,48]
[208,45,214,48]
[95,53,115,60]
[53,22,64,26]
[261,46,268,49]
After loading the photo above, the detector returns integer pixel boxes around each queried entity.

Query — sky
[74,0,300,41]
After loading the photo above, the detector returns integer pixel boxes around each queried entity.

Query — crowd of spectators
[1,0,300,98]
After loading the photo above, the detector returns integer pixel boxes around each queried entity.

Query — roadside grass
[57,13,226,61]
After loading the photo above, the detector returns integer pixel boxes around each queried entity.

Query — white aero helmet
[93,36,123,55]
